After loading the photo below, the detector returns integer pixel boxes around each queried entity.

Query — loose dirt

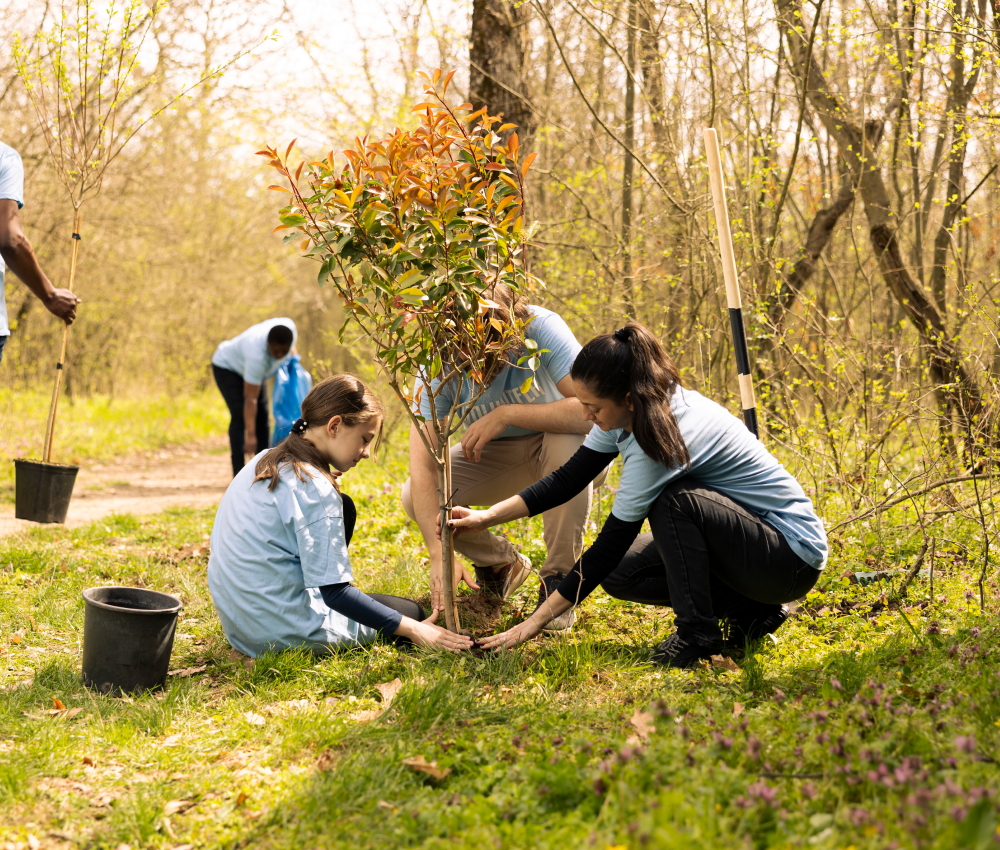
[0,438,232,538]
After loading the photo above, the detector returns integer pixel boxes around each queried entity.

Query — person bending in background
[211,318,297,477]
[449,323,828,668]
[401,284,604,632]
[0,142,80,367]
[208,374,472,658]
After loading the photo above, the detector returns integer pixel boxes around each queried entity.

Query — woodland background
[2,0,1000,527]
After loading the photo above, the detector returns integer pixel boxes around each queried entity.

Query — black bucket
[14,458,80,524]
[81,587,183,695]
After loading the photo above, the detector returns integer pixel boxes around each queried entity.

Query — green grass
[0,450,998,849]
[0,388,230,502]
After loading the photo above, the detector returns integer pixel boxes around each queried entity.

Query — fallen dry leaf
[91,789,119,808]
[168,665,208,678]
[350,708,384,723]
[162,798,196,816]
[10,634,21,644]
[52,697,66,710]
[263,698,312,716]
[375,677,403,704]
[377,800,394,809]
[228,648,254,671]
[82,755,96,766]
[628,708,655,741]
[28,835,40,850]
[161,735,182,747]
[733,702,745,718]
[710,655,739,673]
[244,712,266,727]
[402,755,451,781]
[235,790,249,806]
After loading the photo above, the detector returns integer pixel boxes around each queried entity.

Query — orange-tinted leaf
[52,698,66,711]
[285,138,297,161]
[442,69,457,94]
[521,151,538,175]
[411,102,437,111]
[497,123,517,133]
[267,185,291,193]
[432,68,442,83]
[295,161,305,182]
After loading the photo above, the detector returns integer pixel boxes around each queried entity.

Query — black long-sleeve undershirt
[318,583,403,635]
[518,445,644,606]
[317,492,402,635]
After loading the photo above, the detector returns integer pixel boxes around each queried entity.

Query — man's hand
[43,288,80,324]
[460,407,509,462]
[429,561,480,612]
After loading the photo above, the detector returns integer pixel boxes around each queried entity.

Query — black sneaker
[473,553,531,599]
[651,631,720,669]
[725,604,789,655]
[533,573,576,631]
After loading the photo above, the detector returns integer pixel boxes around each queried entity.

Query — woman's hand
[438,505,494,539]
[478,617,543,651]
[397,608,474,652]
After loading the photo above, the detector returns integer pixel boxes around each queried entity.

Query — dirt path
[0,438,233,538]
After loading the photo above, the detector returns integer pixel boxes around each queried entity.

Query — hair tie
[291,418,308,435]
[614,327,630,343]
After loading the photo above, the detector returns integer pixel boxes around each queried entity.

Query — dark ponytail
[571,323,690,469]
[253,374,384,491]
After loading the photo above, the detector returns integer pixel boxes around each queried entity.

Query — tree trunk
[637,1,668,154]
[470,0,536,147]
[774,0,986,439]
[437,444,462,633]
[621,0,637,316]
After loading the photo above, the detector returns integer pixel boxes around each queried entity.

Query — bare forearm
[502,397,591,435]
[243,399,258,436]
[409,425,444,569]
[0,238,54,303]
[481,495,531,527]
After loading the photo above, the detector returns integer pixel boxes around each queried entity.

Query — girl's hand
[398,608,474,652]
[478,617,543,651]
[438,505,493,538]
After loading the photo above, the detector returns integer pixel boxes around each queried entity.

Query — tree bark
[622,0,637,316]
[774,0,986,437]
[470,0,536,147]
[637,1,668,154]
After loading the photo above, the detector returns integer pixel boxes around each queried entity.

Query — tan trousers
[402,432,607,579]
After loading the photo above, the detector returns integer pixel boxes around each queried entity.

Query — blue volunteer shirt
[207,454,377,657]
[585,387,828,569]
[211,318,298,385]
[0,143,26,336]
[414,305,581,438]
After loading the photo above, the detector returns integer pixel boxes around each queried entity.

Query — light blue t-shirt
[211,318,298,385]
[0,143,26,336]
[585,387,828,569]
[207,454,376,657]
[414,305,581,438]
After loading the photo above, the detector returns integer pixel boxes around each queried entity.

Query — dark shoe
[533,573,576,631]
[651,631,720,669]
[474,553,531,599]
[725,604,789,654]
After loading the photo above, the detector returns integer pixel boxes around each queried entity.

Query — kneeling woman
[450,324,827,668]
[208,375,472,657]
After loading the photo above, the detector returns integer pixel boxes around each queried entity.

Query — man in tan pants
[402,298,605,631]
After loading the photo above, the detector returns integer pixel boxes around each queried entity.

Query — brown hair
[571,322,690,470]
[482,282,532,380]
[253,374,384,491]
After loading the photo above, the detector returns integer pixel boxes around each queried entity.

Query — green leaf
[318,257,334,286]
[279,213,307,226]
[524,338,538,351]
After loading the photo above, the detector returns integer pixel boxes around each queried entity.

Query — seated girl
[449,324,827,668]
[208,374,472,657]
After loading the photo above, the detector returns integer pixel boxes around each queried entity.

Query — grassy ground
[0,389,230,502]
[1,447,998,849]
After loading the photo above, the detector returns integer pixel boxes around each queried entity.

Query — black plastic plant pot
[14,458,79,524]
[81,587,183,695]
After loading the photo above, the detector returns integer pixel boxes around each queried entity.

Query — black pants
[213,364,269,477]
[602,479,821,646]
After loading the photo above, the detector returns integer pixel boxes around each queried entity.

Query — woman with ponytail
[208,375,472,657]
[448,324,826,668]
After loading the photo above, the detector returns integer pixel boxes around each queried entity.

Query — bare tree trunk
[637,0,668,154]
[774,0,986,440]
[470,0,536,147]
[621,0,637,316]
